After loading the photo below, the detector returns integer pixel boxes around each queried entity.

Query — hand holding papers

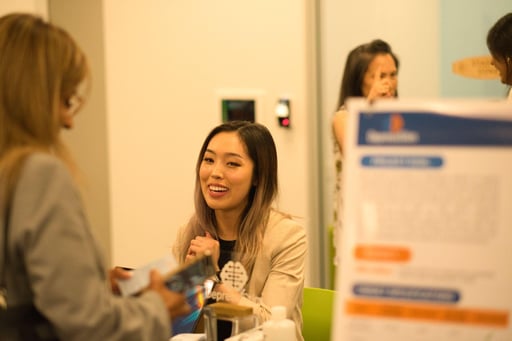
[117,253,216,297]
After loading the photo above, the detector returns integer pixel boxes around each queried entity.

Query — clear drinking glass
[203,302,259,341]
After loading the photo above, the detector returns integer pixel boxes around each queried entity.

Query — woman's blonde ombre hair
[0,13,89,212]
[175,121,280,277]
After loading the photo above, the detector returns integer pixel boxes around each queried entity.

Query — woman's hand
[109,266,133,295]
[148,270,191,319]
[367,66,394,102]
[186,232,220,269]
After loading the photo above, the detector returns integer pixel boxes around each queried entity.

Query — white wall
[3,0,445,289]
[3,0,502,291]
[0,0,47,17]
[49,0,112,263]
[101,1,321,285]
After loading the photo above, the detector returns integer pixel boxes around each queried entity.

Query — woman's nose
[211,164,223,179]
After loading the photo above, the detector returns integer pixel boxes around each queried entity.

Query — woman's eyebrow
[205,149,244,159]
[225,152,244,159]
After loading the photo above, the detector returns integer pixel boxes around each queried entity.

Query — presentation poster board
[333,98,512,341]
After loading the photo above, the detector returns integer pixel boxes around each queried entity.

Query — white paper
[118,254,178,297]
[333,98,512,341]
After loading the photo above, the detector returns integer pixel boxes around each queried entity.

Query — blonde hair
[0,13,89,212]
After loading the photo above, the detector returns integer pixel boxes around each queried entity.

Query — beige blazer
[174,210,307,340]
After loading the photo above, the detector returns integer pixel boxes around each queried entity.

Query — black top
[211,238,236,341]
[218,239,236,270]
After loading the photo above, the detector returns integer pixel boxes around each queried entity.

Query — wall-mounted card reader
[275,98,291,128]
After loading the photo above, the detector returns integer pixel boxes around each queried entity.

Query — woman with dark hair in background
[331,39,399,265]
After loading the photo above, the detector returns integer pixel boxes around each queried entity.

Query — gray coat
[1,153,169,341]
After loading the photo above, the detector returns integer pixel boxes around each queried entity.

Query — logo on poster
[366,113,419,144]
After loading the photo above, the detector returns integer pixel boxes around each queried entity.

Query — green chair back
[302,287,335,341]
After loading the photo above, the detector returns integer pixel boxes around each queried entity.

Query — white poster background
[333,98,512,341]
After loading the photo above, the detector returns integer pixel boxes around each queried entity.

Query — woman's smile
[207,184,229,198]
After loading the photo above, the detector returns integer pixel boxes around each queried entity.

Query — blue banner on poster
[358,112,512,146]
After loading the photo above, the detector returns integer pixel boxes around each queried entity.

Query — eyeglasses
[65,94,83,117]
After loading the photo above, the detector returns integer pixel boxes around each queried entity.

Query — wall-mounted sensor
[275,98,290,128]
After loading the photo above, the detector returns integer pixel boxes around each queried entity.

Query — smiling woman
[199,131,255,218]
[173,120,307,341]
